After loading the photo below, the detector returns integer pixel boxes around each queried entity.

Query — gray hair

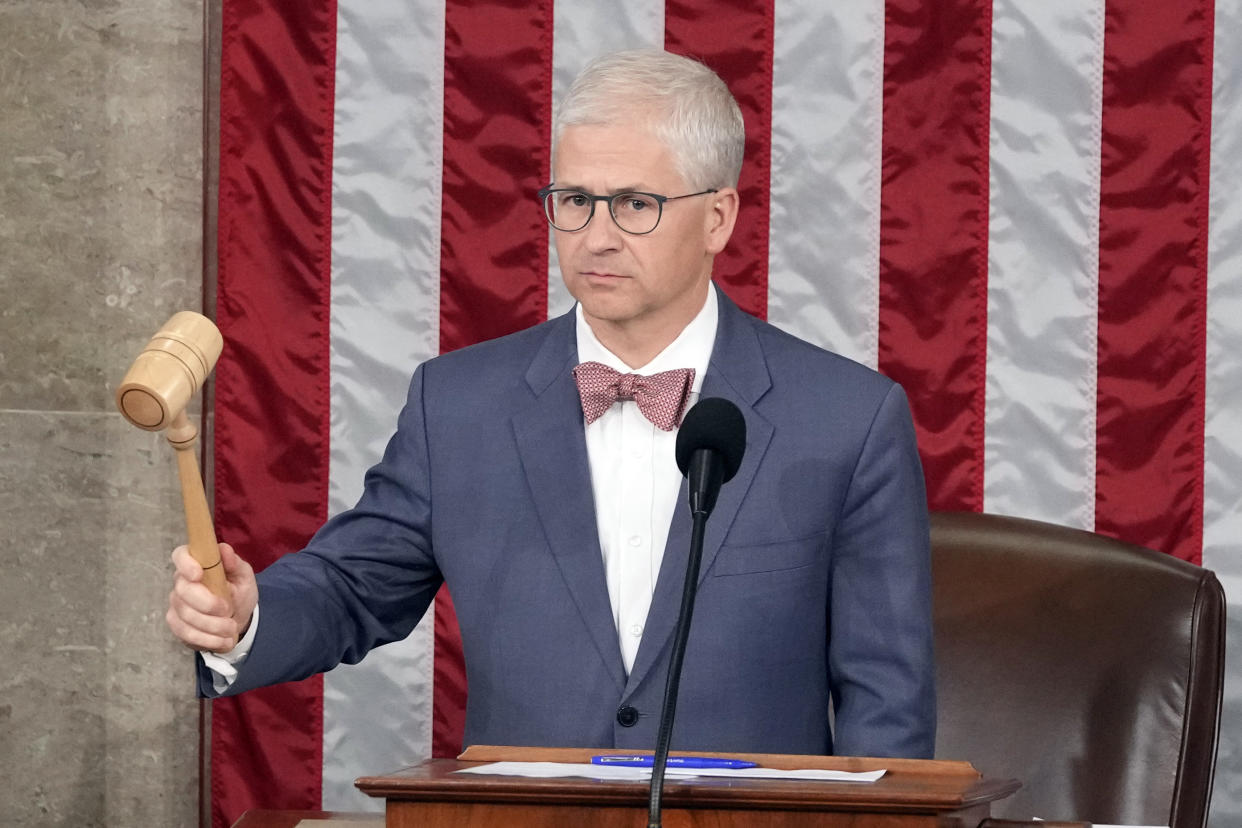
[552,49,746,190]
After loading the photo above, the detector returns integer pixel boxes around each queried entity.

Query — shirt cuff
[200,604,259,694]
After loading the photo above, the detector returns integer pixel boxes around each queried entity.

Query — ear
[704,187,740,255]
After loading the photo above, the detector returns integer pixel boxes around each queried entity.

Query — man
[168,49,935,758]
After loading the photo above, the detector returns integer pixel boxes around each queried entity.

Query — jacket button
[616,705,639,727]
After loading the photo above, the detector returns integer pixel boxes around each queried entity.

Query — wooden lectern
[348,746,1021,827]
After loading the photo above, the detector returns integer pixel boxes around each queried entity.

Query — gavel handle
[167,411,229,599]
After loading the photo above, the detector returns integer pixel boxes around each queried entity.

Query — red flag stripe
[212,0,339,824]
[877,0,992,512]
[432,0,557,757]
[665,0,776,320]
[1094,0,1212,564]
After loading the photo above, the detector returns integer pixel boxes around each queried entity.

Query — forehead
[553,124,683,190]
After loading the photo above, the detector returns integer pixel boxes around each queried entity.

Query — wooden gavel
[116,312,228,598]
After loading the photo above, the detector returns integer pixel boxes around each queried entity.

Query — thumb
[217,542,252,579]
[216,542,258,634]
[218,541,239,572]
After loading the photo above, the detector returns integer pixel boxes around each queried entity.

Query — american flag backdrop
[208,0,1242,826]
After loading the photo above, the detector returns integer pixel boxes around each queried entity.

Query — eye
[616,193,657,213]
[558,192,590,208]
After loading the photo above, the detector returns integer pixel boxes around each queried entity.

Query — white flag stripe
[323,0,446,809]
[547,2,665,319]
[982,0,1104,530]
[767,0,885,369]
[551,3,665,120]
[1206,1,1242,822]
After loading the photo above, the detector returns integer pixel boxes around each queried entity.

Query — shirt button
[628,535,642,547]
[629,624,643,638]
[616,706,639,727]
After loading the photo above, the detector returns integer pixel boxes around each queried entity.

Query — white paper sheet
[453,761,885,783]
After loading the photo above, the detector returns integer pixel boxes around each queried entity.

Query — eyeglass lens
[545,191,663,234]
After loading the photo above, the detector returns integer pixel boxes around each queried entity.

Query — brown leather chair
[931,512,1225,828]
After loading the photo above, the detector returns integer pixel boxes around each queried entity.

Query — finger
[167,595,240,640]
[165,603,238,653]
[172,573,231,617]
[170,545,204,582]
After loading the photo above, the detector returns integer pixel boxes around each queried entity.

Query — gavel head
[116,311,223,432]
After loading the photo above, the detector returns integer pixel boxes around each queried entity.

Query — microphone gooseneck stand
[647,397,745,828]
[646,494,711,828]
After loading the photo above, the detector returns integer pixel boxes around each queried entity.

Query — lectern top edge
[456,744,984,778]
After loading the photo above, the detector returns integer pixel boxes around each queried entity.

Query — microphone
[675,397,747,517]
[647,398,747,828]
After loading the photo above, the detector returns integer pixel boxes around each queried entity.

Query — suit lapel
[625,290,776,694]
[511,313,627,692]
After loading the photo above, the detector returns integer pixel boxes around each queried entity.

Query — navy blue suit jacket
[201,288,936,758]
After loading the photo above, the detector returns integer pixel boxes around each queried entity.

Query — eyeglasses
[537,186,718,235]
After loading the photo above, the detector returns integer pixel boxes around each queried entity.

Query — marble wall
[1,1,208,825]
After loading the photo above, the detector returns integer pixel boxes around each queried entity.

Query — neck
[586,283,711,369]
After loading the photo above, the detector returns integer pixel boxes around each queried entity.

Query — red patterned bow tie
[573,361,695,431]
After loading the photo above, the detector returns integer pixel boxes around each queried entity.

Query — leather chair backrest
[930,512,1224,828]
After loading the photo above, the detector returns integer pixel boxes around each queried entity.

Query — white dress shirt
[575,287,717,675]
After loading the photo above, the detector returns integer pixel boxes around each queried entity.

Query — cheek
[657,236,700,277]
[658,221,706,265]
[627,244,663,285]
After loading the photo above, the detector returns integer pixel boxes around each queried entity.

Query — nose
[582,203,624,254]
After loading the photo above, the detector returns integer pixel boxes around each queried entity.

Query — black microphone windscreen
[675,397,747,481]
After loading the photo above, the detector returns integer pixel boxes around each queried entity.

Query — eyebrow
[555,184,650,195]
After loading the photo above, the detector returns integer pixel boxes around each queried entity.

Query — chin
[570,278,622,303]
[577,298,626,320]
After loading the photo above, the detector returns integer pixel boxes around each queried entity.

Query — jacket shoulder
[742,312,898,402]
[416,312,572,397]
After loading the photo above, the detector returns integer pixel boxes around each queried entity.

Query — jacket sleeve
[198,363,443,697]
[828,382,936,758]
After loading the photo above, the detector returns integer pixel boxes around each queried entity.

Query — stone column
[1,2,208,825]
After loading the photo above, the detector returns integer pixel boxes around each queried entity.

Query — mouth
[580,270,627,280]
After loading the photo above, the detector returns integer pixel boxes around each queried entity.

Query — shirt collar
[575,284,717,394]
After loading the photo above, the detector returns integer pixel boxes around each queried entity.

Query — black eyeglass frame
[537,186,718,235]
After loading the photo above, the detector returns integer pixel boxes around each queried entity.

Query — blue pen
[591,754,758,769]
